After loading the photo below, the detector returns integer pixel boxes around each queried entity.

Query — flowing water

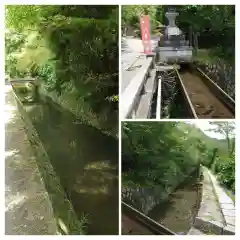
[23,97,118,235]
[148,173,199,234]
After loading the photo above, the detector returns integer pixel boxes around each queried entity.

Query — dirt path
[5,85,58,235]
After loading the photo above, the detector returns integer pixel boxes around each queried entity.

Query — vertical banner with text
[140,15,152,54]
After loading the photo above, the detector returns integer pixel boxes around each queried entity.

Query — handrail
[122,201,175,235]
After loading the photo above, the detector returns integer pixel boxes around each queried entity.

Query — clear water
[24,98,119,235]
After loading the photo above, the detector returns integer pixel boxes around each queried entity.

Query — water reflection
[23,97,118,235]
[148,173,199,234]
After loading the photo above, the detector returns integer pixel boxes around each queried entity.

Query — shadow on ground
[23,97,119,235]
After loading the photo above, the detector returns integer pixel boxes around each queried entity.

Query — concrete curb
[194,217,223,235]
[207,169,235,235]
[121,56,154,118]
[11,87,85,235]
[193,167,235,235]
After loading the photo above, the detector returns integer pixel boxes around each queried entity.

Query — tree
[5,5,119,134]
[208,121,235,157]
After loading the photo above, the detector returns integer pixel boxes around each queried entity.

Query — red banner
[140,15,152,54]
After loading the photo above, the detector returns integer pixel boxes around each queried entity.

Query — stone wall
[195,60,235,99]
[122,168,200,215]
[122,186,169,215]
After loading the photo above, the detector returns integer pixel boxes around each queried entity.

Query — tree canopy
[122,121,235,193]
[5,5,119,134]
[122,5,235,63]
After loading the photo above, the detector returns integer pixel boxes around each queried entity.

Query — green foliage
[207,122,235,192]
[5,5,119,134]
[216,155,235,192]
[122,5,234,63]
[122,121,235,195]
[122,5,160,31]
[122,122,202,188]
[5,30,26,78]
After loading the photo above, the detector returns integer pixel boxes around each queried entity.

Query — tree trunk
[193,32,199,56]
[189,26,193,47]
[210,148,218,172]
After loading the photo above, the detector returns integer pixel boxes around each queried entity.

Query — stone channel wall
[194,60,235,99]
[192,166,235,235]
[122,186,168,215]
[11,87,85,235]
[122,168,200,215]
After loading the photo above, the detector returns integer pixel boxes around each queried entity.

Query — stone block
[194,217,223,235]
[225,216,235,226]
[222,225,235,235]
[222,208,235,217]
[220,203,235,210]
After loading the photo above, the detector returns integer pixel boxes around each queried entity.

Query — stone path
[5,84,58,235]
[121,37,158,93]
[189,166,235,235]
[208,169,235,234]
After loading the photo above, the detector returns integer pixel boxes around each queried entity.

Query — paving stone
[194,217,223,235]
[220,203,235,210]
[218,195,233,204]
[225,216,235,226]
[222,225,235,235]
[222,209,235,217]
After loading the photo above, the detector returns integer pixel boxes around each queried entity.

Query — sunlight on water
[57,218,69,234]
[84,161,115,170]
[74,187,108,195]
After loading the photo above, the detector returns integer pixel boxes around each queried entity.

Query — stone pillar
[165,11,179,27]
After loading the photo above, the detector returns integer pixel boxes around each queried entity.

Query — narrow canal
[122,170,200,235]
[147,172,200,234]
[22,96,119,235]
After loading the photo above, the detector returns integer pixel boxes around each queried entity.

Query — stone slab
[220,203,235,210]
[121,38,158,93]
[194,217,223,235]
[225,216,235,226]
[222,209,235,217]
[222,225,235,235]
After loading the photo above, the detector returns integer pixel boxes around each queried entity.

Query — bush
[217,155,235,192]
[6,6,119,134]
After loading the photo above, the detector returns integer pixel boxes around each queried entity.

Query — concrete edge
[194,217,223,235]
[11,87,85,235]
[207,169,235,234]
[193,167,235,235]
[121,56,154,118]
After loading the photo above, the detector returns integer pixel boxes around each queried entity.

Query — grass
[194,49,219,64]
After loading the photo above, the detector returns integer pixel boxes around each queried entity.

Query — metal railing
[122,201,176,235]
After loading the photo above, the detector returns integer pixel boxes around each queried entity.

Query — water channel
[147,172,199,234]
[21,95,119,235]
[122,170,200,235]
